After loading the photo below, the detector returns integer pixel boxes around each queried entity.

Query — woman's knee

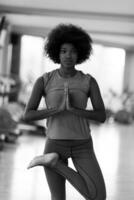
[87,180,106,200]
[95,187,106,200]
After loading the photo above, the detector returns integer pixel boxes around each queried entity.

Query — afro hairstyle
[44,24,93,64]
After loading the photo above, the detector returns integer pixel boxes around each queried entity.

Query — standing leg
[44,164,66,200]
[43,139,69,200]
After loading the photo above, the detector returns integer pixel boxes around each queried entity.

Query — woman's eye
[60,49,66,53]
[60,50,76,54]
[62,50,66,53]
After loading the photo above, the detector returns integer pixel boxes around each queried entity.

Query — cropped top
[43,69,92,140]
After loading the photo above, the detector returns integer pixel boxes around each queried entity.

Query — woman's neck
[59,67,77,78]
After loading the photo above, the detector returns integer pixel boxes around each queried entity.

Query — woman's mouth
[64,60,73,65]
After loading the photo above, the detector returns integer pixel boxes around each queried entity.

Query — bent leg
[72,150,106,200]
[27,152,102,199]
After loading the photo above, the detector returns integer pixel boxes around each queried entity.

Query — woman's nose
[66,51,71,58]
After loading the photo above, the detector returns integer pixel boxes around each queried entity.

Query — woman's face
[59,43,78,69]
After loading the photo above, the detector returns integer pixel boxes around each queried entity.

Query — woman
[24,24,106,200]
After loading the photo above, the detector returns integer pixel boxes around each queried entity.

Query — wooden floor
[0,122,134,200]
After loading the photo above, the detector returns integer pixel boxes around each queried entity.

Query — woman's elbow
[97,110,106,123]
[100,111,106,123]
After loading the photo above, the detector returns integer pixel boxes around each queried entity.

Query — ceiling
[0,0,134,50]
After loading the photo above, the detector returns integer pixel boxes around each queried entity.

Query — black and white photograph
[0,1,134,200]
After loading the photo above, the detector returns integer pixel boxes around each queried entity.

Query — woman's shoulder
[77,71,99,92]
[33,76,44,91]
[33,70,56,88]
[42,69,57,80]
[41,69,58,89]
[77,70,94,81]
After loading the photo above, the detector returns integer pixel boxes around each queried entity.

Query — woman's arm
[23,76,61,122]
[67,77,106,123]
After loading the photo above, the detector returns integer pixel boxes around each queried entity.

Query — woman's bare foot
[27,152,59,169]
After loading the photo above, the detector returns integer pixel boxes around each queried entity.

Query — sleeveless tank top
[43,69,92,140]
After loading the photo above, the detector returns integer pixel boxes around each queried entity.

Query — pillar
[0,26,10,75]
[10,33,21,75]
[123,50,134,93]
[9,33,22,101]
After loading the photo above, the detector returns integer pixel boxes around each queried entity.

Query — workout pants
[44,137,106,200]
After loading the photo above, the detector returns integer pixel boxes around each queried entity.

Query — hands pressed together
[59,83,73,112]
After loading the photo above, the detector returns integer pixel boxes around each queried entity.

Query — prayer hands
[59,83,73,112]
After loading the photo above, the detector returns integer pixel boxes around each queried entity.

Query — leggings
[44,137,106,200]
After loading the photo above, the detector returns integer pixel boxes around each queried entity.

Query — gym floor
[0,122,134,200]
